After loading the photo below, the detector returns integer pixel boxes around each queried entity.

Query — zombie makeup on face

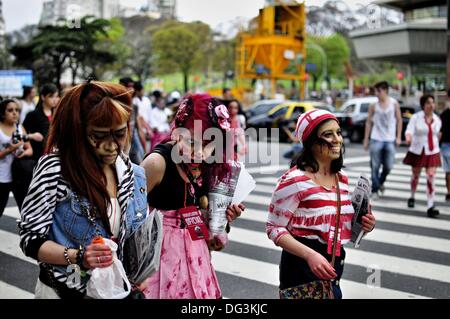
[423,98,435,115]
[314,121,343,158]
[87,126,128,151]
[182,135,215,163]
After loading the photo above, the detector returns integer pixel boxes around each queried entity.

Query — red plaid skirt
[403,150,441,168]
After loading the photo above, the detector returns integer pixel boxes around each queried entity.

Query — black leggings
[0,182,26,217]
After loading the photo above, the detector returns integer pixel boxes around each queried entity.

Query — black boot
[427,207,439,218]
[407,198,415,208]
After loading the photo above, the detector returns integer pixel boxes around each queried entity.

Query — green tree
[153,22,202,93]
[305,34,350,91]
[306,36,325,91]
[211,37,236,86]
[11,17,118,88]
[119,15,161,81]
[94,18,130,81]
[322,33,350,82]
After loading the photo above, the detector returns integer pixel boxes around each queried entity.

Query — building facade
[350,0,447,97]
[40,0,120,25]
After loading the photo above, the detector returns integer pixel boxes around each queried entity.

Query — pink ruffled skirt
[140,209,222,299]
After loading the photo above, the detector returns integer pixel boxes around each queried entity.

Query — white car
[336,96,378,143]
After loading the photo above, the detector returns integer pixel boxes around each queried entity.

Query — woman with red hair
[140,93,244,299]
[18,80,149,298]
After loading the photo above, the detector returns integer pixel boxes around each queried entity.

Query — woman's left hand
[226,203,245,222]
[361,212,376,232]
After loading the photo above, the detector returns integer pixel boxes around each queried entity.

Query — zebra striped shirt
[18,153,135,292]
[266,166,355,246]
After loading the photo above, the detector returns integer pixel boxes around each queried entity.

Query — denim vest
[46,164,148,290]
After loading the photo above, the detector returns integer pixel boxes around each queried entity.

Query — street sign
[0,70,33,97]
[306,63,317,72]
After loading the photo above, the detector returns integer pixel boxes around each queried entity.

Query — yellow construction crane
[236,0,307,100]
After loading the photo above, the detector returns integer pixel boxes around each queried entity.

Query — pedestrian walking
[139,93,245,299]
[23,84,59,162]
[363,81,402,198]
[18,86,36,124]
[403,94,442,217]
[119,77,146,164]
[148,94,172,152]
[0,99,35,216]
[227,99,247,161]
[267,109,376,299]
[18,80,149,298]
[441,90,450,202]
[133,81,153,151]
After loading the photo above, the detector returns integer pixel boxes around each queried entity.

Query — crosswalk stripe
[231,216,450,257]
[227,226,450,283]
[0,229,37,265]
[253,181,448,199]
[238,205,450,232]
[1,158,447,299]
[245,191,450,215]
[0,281,34,299]
[212,252,429,299]
[388,165,446,173]
[235,207,450,253]
[254,172,448,196]
[0,221,444,299]
[255,171,448,188]
[352,166,446,178]
[3,207,20,219]
[369,200,449,215]
[245,152,408,175]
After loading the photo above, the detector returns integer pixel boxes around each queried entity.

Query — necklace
[180,163,208,209]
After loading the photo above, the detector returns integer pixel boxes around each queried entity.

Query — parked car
[247,101,330,142]
[245,99,286,118]
[337,96,418,143]
[335,96,378,143]
[313,103,336,113]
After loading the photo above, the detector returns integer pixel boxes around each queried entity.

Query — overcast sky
[2,0,375,32]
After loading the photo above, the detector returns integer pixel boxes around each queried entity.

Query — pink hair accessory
[214,104,231,131]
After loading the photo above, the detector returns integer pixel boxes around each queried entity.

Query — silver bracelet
[63,247,72,265]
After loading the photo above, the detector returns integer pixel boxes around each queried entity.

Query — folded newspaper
[122,209,163,285]
[207,161,256,246]
[350,174,371,248]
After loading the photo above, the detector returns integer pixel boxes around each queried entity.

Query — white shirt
[0,128,14,183]
[133,96,152,127]
[19,100,36,124]
[150,107,172,133]
[370,97,398,142]
[108,197,122,238]
[405,111,441,156]
[0,125,26,183]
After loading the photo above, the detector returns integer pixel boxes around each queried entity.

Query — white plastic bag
[86,238,131,299]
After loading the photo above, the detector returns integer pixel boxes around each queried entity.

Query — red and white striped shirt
[266,166,354,246]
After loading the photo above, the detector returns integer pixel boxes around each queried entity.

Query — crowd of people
[0,77,448,300]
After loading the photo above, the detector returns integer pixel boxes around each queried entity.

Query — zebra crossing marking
[226,226,450,284]
[1,158,448,299]
[0,280,34,299]
[212,252,429,299]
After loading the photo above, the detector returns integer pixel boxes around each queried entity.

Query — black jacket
[23,107,51,162]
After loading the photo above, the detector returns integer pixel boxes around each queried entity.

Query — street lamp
[306,42,328,90]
